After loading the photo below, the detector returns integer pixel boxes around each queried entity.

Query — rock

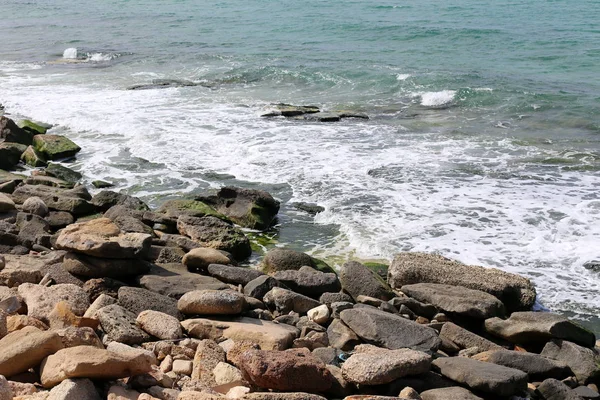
[261,103,320,117]
[32,134,80,160]
[18,119,50,135]
[11,184,94,215]
[148,245,186,264]
[178,290,245,315]
[537,378,582,400]
[0,376,12,400]
[541,340,600,384]
[55,326,103,348]
[63,252,151,278]
[388,252,537,312]
[432,356,528,396]
[44,163,82,185]
[97,304,151,344]
[473,349,572,381]
[238,349,332,392]
[261,248,333,274]
[439,322,503,352]
[6,314,48,332]
[139,264,229,299]
[340,307,441,352]
[56,218,152,259]
[485,312,596,348]
[420,387,483,400]
[156,199,225,220]
[399,387,421,400]
[207,264,265,286]
[0,256,4,270]
[118,287,181,318]
[0,193,15,212]
[18,283,90,323]
[182,248,233,271]
[39,345,155,388]
[91,190,149,212]
[0,142,27,170]
[213,362,243,385]
[327,318,361,351]
[226,340,261,367]
[401,283,505,319]
[196,186,280,230]
[47,378,101,400]
[136,310,183,340]
[307,305,330,325]
[191,339,226,386]
[92,180,113,188]
[339,261,394,302]
[341,345,431,385]
[0,253,59,287]
[264,287,321,314]
[242,394,326,400]
[273,268,341,299]
[177,215,251,261]
[45,211,74,229]
[0,326,63,376]
[177,392,224,400]
[244,275,281,299]
[319,292,354,306]
[47,301,99,330]
[573,386,600,399]
[181,317,298,350]
[292,202,325,215]
[83,278,124,302]
[173,360,194,375]
[0,116,34,145]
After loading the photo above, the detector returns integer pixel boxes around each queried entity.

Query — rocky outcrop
[541,339,600,384]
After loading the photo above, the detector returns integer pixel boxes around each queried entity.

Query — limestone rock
[0,326,64,377]
[91,190,149,212]
[263,287,321,314]
[182,248,233,271]
[18,283,90,323]
[136,310,183,340]
[207,264,264,286]
[47,301,99,330]
[178,290,245,315]
[541,339,600,384]
[273,268,341,299]
[173,360,193,376]
[97,304,151,345]
[6,314,48,332]
[118,286,181,318]
[339,261,394,302]
[472,349,572,381]
[420,387,483,400]
[0,376,13,400]
[0,252,65,287]
[47,378,101,400]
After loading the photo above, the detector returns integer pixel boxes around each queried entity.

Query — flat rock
[339,261,394,302]
[40,345,155,388]
[273,268,341,299]
[156,199,225,219]
[182,247,233,271]
[388,252,537,312]
[18,283,90,323]
[263,287,321,314]
[207,264,265,286]
[420,387,483,400]
[439,322,503,352]
[97,304,151,345]
[138,264,229,299]
[181,317,299,350]
[239,349,332,392]
[136,310,183,340]
[118,286,181,318]
[0,253,60,287]
[401,283,505,319]
[340,307,441,352]
[432,356,528,396]
[473,349,572,381]
[56,218,152,259]
[63,252,150,278]
[485,312,596,348]
[47,378,101,400]
[541,339,600,384]
[0,326,64,377]
[91,190,149,212]
[178,290,245,315]
[341,345,431,385]
[11,184,94,215]
[537,378,582,400]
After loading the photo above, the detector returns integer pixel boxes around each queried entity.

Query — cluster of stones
[260,104,369,122]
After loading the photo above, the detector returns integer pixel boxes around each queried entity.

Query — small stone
[172,360,193,376]
[118,286,181,318]
[213,361,243,385]
[136,310,183,340]
[399,387,422,399]
[178,290,245,315]
[307,305,330,325]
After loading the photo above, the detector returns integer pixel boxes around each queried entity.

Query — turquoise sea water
[1,0,600,327]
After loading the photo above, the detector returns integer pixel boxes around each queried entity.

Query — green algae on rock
[32,134,81,160]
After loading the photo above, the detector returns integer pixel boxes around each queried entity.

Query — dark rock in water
[177,214,251,261]
[340,307,441,352]
[303,112,341,122]
[536,378,583,400]
[0,142,27,170]
[62,252,150,279]
[117,286,181,319]
[439,322,503,352]
[389,296,438,319]
[485,311,596,349]
[261,103,320,117]
[292,202,325,215]
[44,163,82,185]
[541,339,600,384]
[420,387,483,400]
[0,116,34,145]
[138,263,228,299]
[21,146,47,167]
[196,186,280,230]
[32,134,80,160]
[12,185,94,215]
[401,283,506,319]
[583,260,600,273]
[472,349,572,381]
[92,180,114,189]
[263,287,321,314]
[388,252,537,312]
[96,304,150,345]
[91,190,149,212]
[273,267,341,299]
[25,174,74,189]
[244,275,281,300]
[126,79,200,90]
[338,111,369,120]
[432,356,528,397]
[339,261,394,302]
[207,263,265,286]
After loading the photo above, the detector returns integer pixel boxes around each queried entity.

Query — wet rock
[485,312,596,348]
[339,261,394,302]
[91,190,149,212]
[156,199,225,220]
[432,356,528,396]
[473,349,572,381]
[420,387,483,400]
[63,252,150,278]
[0,142,27,170]
[136,310,183,340]
[91,180,113,188]
[21,145,48,167]
[388,252,537,312]
[292,202,324,215]
[541,340,600,384]
[97,304,151,345]
[182,247,233,271]
[340,307,441,352]
[0,326,63,377]
[18,283,90,323]
[244,275,281,299]
[178,290,245,315]
[0,116,34,145]
[44,163,82,185]
[138,264,229,299]
[207,264,265,286]
[127,79,200,90]
[32,134,80,160]
[537,378,582,400]
[273,267,341,299]
[118,286,181,318]
[18,119,50,134]
[239,349,332,392]
[439,322,503,352]
[261,103,320,117]
[47,378,101,400]
[264,287,321,314]
[12,184,94,215]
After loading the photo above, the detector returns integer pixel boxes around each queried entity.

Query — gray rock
[178,289,245,315]
[312,347,342,366]
[261,248,333,274]
[537,378,583,400]
[96,304,151,345]
[0,142,27,170]
[44,163,82,185]
[388,252,537,312]
[331,301,354,319]
[401,283,505,319]
[244,275,281,299]
[273,267,341,299]
[439,322,503,352]
[118,286,181,319]
[319,292,353,306]
[432,356,528,397]
[339,261,394,302]
[136,310,183,340]
[485,312,596,348]
[340,307,441,352]
[11,185,94,216]
[541,340,600,384]
[139,264,229,299]
[181,247,233,271]
[472,349,572,381]
[207,263,265,286]
[327,318,361,351]
[32,134,81,160]
[421,387,483,400]
[47,378,101,400]
[17,212,50,245]
[573,386,600,399]
[82,277,126,301]
[63,252,150,278]
[45,211,74,229]
[1,116,33,145]
[263,287,321,314]
[91,190,149,212]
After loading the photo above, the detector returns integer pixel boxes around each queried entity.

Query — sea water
[1,0,599,329]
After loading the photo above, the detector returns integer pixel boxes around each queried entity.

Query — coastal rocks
[21,145,48,167]
[182,247,233,271]
[181,317,298,350]
[327,318,360,350]
[433,357,528,396]
[96,304,151,345]
[420,387,483,400]
[0,142,27,170]
[439,322,503,352]
[118,286,181,318]
[261,104,320,117]
[47,378,101,400]
[536,378,583,400]
[401,283,505,319]
[207,264,265,286]
[473,349,572,381]
[91,190,149,212]
[307,304,330,325]
[63,252,150,278]
[238,349,332,392]
[0,116,34,145]
[156,199,224,220]
[264,287,321,314]
[138,265,229,299]
[176,215,251,260]
[485,311,596,348]
[23,196,49,216]
[0,326,63,377]
[388,252,536,312]
[178,290,245,315]
[0,194,15,212]
[56,218,152,259]
[136,310,183,340]
[273,267,341,299]
[340,307,441,352]
[261,248,330,274]
[11,185,94,215]
[18,119,49,134]
[18,283,90,323]
[339,261,394,301]
[341,345,431,385]
[44,163,82,185]
[244,275,281,299]
[196,186,280,230]
[191,339,225,385]
[32,134,81,160]
[39,345,155,388]
[541,340,600,384]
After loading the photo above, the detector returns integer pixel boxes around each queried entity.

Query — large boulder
[177,215,251,260]
[182,247,233,271]
[273,267,341,299]
[485,312,596,348]
[196,186,280,230]
[0,116,34,145]
[91,190,149,212]
[541,339,600,384]
[472,349,572,381]
[18,283,90,323]
[433,357,528,397]
[388,252,536,312]
[32,134,80,160]
[0,142,27,170]
[56,218,152,259]
[138,263,228,299]
[39,345,155,388]
[261,248,334,274]
[238,349,332,393]
[263,287,321,314]
[63,252,150,278]
[340,307,441,352]
[0,326,64,377]
[178,290,245,315]
[401,283,505,319]
[11,185,94,215]
[339,261,394,302]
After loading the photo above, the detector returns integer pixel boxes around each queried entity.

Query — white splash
[420,90,456,106]
[62,48,78,59]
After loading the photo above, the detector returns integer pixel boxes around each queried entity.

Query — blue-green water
[1,0,600,325]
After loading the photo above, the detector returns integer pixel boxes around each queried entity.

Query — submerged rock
[261,103,320,117]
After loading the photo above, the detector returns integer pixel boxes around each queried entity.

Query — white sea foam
[419,90,456,106]
[63,48,78,59]
[396,73,411,81]
[88,53,114,62]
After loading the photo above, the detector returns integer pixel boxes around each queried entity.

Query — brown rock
[18,283,90,324]
[0,326,64,377]
[54,327,103,349]
[47,301,99,330]
[136,310,183,340]
[243,394,327,400]
[178,290,245,315]
[227,340,261,368]
[191,339,226,386]
[182,248,233,271]
[6,314,49,332]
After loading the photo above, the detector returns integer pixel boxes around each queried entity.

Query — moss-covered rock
[157,199,230,221]
[0,142,27,170]
[18,119,50,135]
[32,134,81,160]
[21,146,48,167]
[45,163,82,185]
[92,180,114,189]
[363,262,389,282]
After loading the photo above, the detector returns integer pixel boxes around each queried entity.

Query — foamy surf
[419,90,457,107]
[58,47,121,64]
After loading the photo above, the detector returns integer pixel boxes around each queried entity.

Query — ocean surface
[1,0,600,328]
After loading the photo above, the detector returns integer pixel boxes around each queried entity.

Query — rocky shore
[0,113,599,400]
